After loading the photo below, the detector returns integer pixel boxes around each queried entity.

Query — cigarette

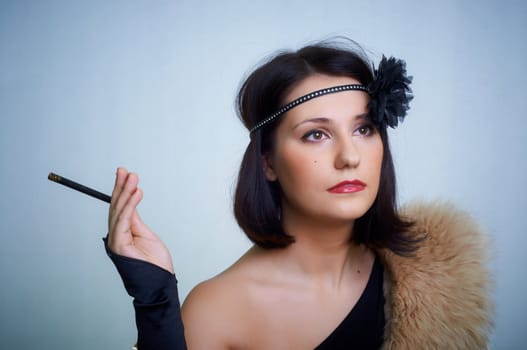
[48,172,111,203]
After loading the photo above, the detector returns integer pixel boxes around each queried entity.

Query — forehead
[281,74,369,124]
[284,74,362,101]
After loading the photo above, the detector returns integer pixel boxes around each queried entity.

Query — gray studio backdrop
[1,0,526,349]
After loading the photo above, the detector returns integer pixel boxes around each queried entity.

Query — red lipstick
[327,180,366,194]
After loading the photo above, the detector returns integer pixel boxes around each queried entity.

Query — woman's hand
[107,167,174,274]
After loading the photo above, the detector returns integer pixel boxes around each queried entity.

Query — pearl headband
[249,56,413,134]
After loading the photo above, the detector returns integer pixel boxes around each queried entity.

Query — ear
[262,153,278,181]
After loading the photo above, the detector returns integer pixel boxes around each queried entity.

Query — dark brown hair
[234,40,418,255]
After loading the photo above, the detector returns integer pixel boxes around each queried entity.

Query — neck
[277,207,368,288]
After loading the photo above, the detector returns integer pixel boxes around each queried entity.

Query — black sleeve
[103,237,187,350]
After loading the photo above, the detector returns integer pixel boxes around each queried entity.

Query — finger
[111,167,128,205]
[110,186,143,251]
[111,168,129,209]
[131,200,157,240]
[109,172,139,235]
[109,167,128,229]
[110,172,138,232]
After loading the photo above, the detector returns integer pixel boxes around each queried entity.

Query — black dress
[105,239,385,349]
[314,256,385,349]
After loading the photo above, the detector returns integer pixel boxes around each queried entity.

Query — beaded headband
[249,55,413,134]
[249,84,368,133]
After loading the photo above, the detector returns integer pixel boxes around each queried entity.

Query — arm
[181,281,235,350]
[106,168,187,349]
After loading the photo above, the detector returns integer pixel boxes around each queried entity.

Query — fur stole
[378,202,493,349]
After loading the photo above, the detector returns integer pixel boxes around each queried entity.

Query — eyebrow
[292,113,369,130]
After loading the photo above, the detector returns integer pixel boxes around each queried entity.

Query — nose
[334,137,360,169]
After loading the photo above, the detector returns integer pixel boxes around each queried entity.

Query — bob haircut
[234,40,418,255]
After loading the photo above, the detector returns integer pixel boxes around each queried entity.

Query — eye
[353,124,375,136]
[302,129,329,142]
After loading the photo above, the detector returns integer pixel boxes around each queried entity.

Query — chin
[283,194,376,224]
[333,209,370,222]
[327,201,374,221]
[310,203,372,224]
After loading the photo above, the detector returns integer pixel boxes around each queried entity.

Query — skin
[108,168,174,274]
[108,74,384,349]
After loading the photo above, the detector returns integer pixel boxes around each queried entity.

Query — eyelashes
[302,129,328,142]
[301,123,376,142]
[355,124,376,136]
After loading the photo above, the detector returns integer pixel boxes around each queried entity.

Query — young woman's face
[264,74,383,225]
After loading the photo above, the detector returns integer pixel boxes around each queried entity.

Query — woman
[106,41,493,349]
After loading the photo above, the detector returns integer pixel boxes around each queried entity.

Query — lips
[327,180,366,193]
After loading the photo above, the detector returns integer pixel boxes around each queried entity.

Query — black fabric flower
[367,56,413,128]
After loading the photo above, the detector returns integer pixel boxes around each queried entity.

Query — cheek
[274,147,320,191]
[371,142,384,183]
[361,138,383,183]
[375,145,384,171]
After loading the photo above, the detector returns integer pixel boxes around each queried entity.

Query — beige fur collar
[378,202,493,349]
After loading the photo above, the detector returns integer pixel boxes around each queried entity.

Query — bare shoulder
[181,246,268,349]
[181,278,239,348]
